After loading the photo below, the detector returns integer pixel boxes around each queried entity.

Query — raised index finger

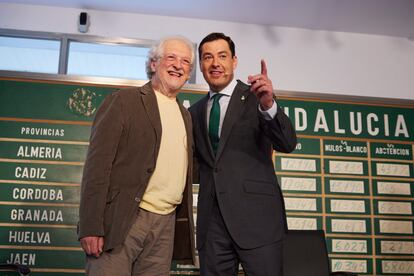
[261,59,268,76]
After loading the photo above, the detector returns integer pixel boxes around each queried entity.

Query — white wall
[1,3,414,100]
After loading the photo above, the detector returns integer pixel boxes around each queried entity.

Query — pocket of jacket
[243,180,277,196]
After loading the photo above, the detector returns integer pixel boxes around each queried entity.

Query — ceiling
[2,0,414,38]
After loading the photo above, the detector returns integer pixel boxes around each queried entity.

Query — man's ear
[186,68,193,81]
[150,59,157,74]
[233,55,238,70]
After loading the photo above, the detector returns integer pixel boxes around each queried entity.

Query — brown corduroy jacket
[78,82,195,264]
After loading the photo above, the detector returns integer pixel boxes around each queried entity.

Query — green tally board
[0,77,413,275]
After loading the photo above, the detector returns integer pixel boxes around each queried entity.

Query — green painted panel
[279,99,414,141]
[0,141,88,162]
[0,121,91,142]
[1,77,413,276]
[323,139,368,157]
[177,91,205,107]
[0,249,84,269]
[0,205,78,225]
[0,226,79,247]
[171,261,198,273]
[371,142,413,160]
[0,80,115,121]
[0,162,83,183]
[0,183,80,204]
[291,137,321,155]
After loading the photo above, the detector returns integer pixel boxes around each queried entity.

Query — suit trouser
[85,208,175,276]
[198,199,283,276]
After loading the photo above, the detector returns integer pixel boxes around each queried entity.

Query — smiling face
[199,39,238,92]
[151,39,193,97]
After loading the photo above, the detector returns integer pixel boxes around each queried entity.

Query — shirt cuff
[258,100,277,120]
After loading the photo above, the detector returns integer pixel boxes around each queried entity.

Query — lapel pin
[241,95,246,102]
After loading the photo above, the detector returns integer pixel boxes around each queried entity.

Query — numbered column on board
[276,138,322,230]
[370,142,414,275]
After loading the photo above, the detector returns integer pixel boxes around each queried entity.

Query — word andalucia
[284,108,410,138]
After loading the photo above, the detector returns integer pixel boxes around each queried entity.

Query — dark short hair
[198,32,236,58]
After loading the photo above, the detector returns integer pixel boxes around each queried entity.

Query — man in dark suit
[189,32,297,275]
[78,36,196,275]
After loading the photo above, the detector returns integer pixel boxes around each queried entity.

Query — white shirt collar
[208,79,238,99]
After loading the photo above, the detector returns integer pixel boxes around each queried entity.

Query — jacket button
[134,197,140,202]
[214,167,219,173]
[147,168,154,173]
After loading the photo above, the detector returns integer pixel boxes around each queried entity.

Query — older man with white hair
[78,35,196,276]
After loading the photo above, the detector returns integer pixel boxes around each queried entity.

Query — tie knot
[212,93,224,103]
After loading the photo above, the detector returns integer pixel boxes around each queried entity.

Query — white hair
[145,35,195,79]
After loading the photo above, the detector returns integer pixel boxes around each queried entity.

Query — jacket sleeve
[260,104,297,153]
[78,92,124,239]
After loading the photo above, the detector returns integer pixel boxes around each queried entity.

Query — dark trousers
[198,199,284,276]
